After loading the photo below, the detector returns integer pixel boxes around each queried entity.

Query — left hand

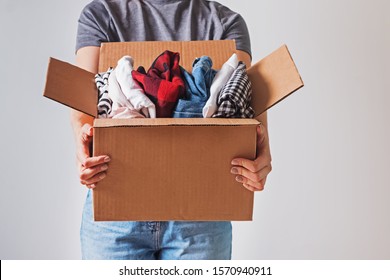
[231,123,272,191]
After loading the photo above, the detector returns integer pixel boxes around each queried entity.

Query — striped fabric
[95,68,113,118]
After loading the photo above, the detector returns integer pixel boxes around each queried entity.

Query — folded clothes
[173,56,217,118]
[202,53,239,118]
[95,56,157,119]
[96,51,254,120]
[115,56,156,118]
[132,50,185,118]
[108,67,145,119]
[95,68,113,118]
[212,62,255,118]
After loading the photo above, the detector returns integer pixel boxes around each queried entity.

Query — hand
[231,123,272,192]
[77,123,110,189]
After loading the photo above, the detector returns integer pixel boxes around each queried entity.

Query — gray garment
[76,0,251,57]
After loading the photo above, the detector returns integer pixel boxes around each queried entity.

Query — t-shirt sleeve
[75,1,110,53]
[218,7,252,59]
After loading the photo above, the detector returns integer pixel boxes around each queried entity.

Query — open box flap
[248,45,304,116]
[43,58,97,117]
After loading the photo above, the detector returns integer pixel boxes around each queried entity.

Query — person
[72,0,272,260]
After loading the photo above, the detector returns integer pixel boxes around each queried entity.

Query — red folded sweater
[132,50,185,117]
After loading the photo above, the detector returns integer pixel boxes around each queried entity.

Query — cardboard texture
[44,58,97,117]
[99,40,236,74]
[43,40,304,221]
[248,45,304,115]
[93,118,257,221]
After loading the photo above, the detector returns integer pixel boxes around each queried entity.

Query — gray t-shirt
[76,0,251,57]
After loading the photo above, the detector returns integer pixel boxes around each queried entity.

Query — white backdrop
[0,0,389,259]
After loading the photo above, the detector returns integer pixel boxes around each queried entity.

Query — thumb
[81,123,93,141]
[231,158,257,173]
[77,124,93,163]
[256,123,265,145]
[256,123,268,157]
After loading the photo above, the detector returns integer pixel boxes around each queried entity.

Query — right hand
[77,123,110,189]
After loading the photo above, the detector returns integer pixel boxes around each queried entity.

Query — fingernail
[90,184,96,189]
[104,156,111,163]
[99,173,106,180]
[231,159,239,165]
[231,167,239,174]
[236,176,243,183]
[101,164,108,171]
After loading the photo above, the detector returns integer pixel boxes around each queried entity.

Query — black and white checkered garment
[212,62,255,118]
[95,68,113,118]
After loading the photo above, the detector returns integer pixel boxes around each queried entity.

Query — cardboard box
[43,40,303,221]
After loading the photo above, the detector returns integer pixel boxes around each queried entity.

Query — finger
[232,124,271,172]
[245,177,267,190]
[242,182,264,192]
[77,142,92,164]
[76,124,94,163]
[251,177,267,190]
[80,172,107,186]
[234,174,264,190]
[242,183,259,192]
[232,152,272,174]
[231,164,272,183]
[256,124,266,152]
[256,124,273,163]
[80,164,108,181]
[86,184,96,189]
[82,155,111,168]
[231,158,260,173]
[81,123,94,139]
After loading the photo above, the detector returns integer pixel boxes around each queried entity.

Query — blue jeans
[80,190,232,260]
[173,56,217,118]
